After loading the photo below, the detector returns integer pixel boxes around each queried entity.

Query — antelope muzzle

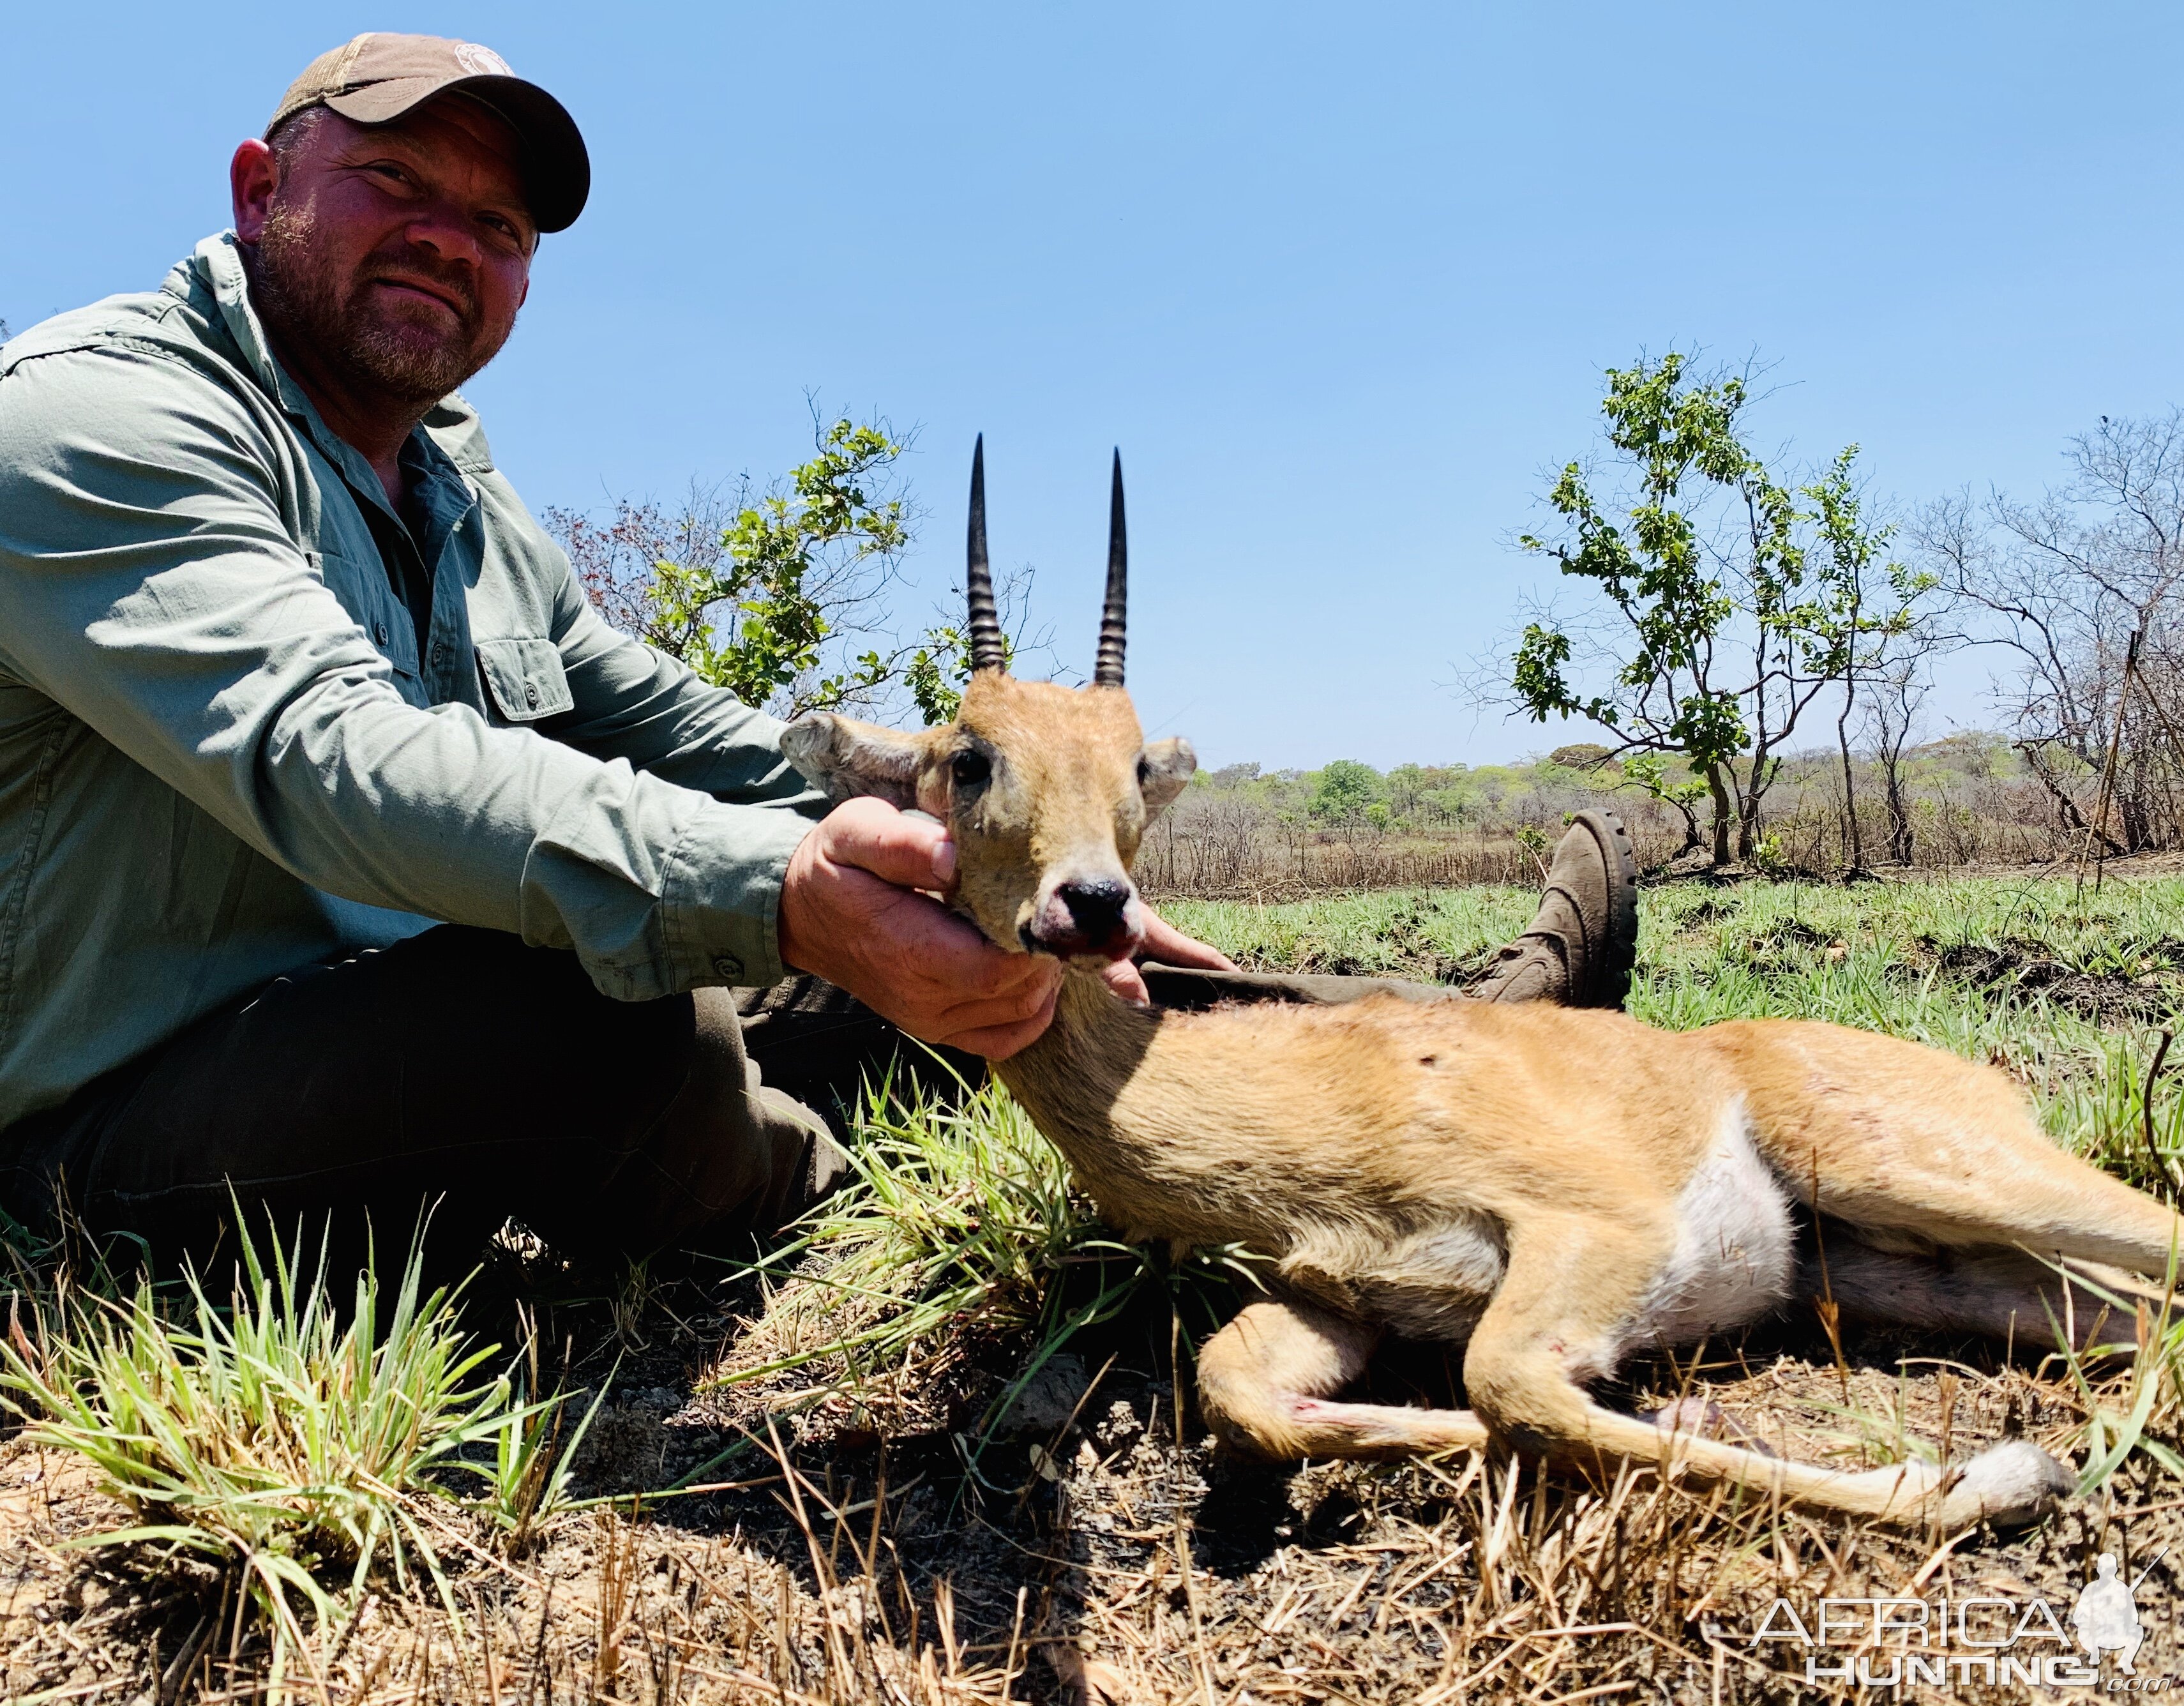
[1023,874,1145,961]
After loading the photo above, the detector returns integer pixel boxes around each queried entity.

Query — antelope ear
[782,713,927,809]
[1140,737,1196,819]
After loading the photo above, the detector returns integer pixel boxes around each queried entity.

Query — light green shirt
[0,233,823,1131]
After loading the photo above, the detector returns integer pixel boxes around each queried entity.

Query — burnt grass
[1922,935,2184,1025]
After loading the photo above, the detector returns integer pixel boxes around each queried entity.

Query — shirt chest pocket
[475,637,574,725]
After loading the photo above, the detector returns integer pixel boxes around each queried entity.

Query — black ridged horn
[965,435,1007,675]
[1093,449,1127,687]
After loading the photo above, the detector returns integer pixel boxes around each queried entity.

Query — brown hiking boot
[1468,809,1638,1009]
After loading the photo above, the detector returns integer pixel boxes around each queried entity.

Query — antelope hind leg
[1465,1219,2073,1531]
[1196,1297,1489,1461]
[1724,1020,2182,1275]
[1811,1236,2142,1351]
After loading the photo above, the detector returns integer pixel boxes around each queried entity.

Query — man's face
[236,99,536,408]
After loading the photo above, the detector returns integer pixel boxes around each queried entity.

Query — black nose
[1058,879,1131,940]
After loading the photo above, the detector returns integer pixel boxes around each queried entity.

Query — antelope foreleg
[1196,1297,1489,1461]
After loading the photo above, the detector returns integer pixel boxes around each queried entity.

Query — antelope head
[782,439,1196,963]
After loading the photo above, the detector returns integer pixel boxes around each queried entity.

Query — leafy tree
[1512,353,1924,863]
[1806,449,1944,868]
[1383,762,1427,819]
[550,417,985,722]
[1308,759,1382,824]
[1422,786,1473,825]
[902,633,971,727]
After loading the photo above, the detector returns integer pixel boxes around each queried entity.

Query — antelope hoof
[1938,1439,2074,1530]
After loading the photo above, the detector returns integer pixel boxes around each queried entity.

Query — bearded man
[0,34,1638,1276]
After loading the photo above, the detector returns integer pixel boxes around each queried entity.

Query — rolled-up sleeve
[0,344,811,997]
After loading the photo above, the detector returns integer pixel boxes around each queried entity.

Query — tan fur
[786,677,2180,1533]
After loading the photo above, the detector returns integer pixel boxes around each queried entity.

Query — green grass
[0,1215,592,1673]
[709,1066,1256,1477]
[1159,885,1540,983]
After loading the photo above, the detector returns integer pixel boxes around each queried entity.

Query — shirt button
[373,622,388,645]
[430,644,446,667]
[524,681,540,709]
[712,954,744,981]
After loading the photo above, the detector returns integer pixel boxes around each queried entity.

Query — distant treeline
[555,393,2184,886]
[1138,736,2090,898]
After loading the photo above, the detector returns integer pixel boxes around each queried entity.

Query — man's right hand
[776,797,1062,1059]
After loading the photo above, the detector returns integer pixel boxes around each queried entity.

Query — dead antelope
[783,441,2180,1533]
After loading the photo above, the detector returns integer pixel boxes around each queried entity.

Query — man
[0,34,1638,1273]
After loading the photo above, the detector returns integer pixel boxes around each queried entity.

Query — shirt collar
[398,431,478,538]
[187,231,485,517]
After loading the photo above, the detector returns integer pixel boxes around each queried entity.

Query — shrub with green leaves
[548,416,1001,724]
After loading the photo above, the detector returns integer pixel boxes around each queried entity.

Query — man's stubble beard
[249,199,516,409]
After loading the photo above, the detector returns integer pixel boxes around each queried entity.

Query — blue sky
[7,3,2181,767]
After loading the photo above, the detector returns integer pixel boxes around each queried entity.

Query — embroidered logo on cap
[453,42,512,77]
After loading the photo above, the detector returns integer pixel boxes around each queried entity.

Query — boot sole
[1567,808,1639,1008]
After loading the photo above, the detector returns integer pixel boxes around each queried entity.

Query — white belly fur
[1610,1100,1795,1363]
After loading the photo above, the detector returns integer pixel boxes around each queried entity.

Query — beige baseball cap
[267,33,590,232]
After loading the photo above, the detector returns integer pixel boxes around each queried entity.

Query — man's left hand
[1100,910,1238,1006]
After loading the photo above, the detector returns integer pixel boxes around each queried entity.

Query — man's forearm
[543,572,829,816]
[0,346,810,998]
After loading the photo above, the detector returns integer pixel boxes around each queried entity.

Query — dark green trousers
[0,928,1450,1276]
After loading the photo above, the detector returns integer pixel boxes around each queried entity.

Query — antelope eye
[951,750,991,789]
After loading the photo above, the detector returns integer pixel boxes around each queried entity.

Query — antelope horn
[965,435,1007,674]
[1093,449,1127,687]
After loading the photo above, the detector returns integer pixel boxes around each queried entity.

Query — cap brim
[324,73,589,232]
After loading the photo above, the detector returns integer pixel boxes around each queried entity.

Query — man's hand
[1099,907,1239,1006]
[1139,910,1239,973]
[778,798,1062,1059]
